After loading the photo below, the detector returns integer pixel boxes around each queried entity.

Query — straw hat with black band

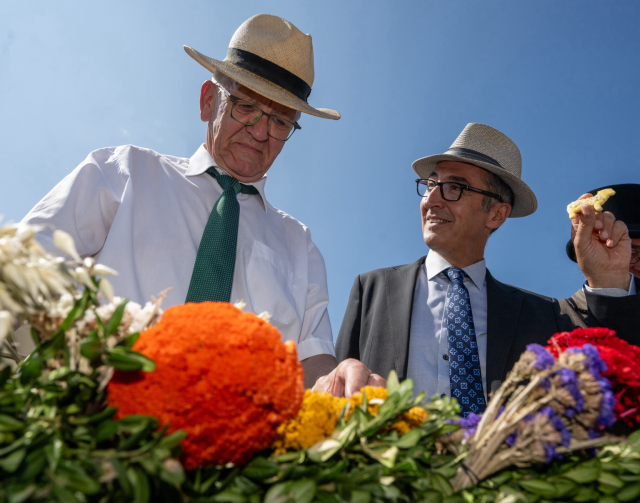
[566,183,640,262]
[412,123,538,218]
[184,13,340,121]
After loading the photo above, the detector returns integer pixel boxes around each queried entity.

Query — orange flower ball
[107,302,304,469]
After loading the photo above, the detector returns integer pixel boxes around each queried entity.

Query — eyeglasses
[632,247,640,265]
[214,83,301,141]
[416,178,503,202]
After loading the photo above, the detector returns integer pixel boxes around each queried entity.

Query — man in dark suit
[562,183,640,325]
[334,123,639,416]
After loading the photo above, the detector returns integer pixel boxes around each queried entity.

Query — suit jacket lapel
[384,256,425,380]
[485,270,524,390]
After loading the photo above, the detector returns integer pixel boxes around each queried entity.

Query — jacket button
[443,354,449,361]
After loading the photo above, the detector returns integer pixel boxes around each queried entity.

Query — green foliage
[0,290,184,502]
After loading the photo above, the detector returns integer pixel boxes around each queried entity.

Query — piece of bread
[566,188,616,219]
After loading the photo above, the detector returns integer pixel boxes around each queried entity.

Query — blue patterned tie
[444,267,486,418]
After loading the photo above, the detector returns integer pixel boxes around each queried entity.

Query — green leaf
[95,419,119,443]
[289,480,317,503]
[106,347,155,372]
[386,370,400,395]
[157,430,187,450]
[80,333,103,362]
[395,428,422,449]
[105,298,128,337]
[0,413,24,432]
[0,447,26,472]
[430,473,454,497]
[160,459,185,486]
[7,485,36,503]
[127,465,151,503]
[213,488,248,502]
[242,457,279,480]
[119,331,141,348]
[264,481,292,503]
[349,490,371,503]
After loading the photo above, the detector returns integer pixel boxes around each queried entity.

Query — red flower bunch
[107,302,304,469]
[546,327,640,426]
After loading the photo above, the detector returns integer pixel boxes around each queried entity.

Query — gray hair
[482,171,515,234]
[210,70,302,122]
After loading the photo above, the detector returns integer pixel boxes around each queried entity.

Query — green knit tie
[185,167,259,303]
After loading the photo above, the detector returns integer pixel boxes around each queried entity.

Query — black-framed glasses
[416,178,503,202]
[214,83,301,141]
[631,246,640,265]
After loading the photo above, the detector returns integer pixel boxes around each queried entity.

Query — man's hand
[312,358,386,397]
[572,194,632,289]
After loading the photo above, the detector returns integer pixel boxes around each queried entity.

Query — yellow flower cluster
[272,390,348,454]
[272,386,429,454]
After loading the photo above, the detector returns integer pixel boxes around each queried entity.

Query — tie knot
[206,168,259,195]
[445,267,467,283]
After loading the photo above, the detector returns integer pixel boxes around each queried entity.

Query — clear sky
[1,1,639,339]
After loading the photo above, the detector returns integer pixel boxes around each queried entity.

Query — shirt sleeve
[295,236,336,361]
[21,148,128,258]
[583,273,636,297]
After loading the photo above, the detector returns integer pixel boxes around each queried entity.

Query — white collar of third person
[186,144,268,213]
[425,249,487,290]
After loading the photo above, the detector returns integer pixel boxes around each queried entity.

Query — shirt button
[440,393,447,399]
[443,354,449,361]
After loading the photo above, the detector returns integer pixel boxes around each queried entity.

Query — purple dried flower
[540,378,551,390]
[505,430,518,447]
[459,412,482,430]
[568,344,607,375]
[557,367,584,413]
[544,444,557,463]
[598,387,616,428]
[527,344,555,370]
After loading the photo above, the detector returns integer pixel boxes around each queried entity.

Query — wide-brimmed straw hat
[412,123,537,218]
[184,14,340,120]
[566,183,640,262]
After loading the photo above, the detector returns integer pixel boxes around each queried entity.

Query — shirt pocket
[246,240,297,325]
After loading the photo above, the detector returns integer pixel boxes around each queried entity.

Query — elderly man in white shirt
[23,14,383,394]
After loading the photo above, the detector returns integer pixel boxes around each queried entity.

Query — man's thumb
[575,205,595,251]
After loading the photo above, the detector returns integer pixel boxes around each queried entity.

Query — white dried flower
[73,267,94,290]
[99,278,115,302]
[233,300,247,311]
[257,311,271,322]
[92,264,118,277]
[53,229,81,262]
[0,310,13,344]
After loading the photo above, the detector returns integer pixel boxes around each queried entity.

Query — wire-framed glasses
[631,246,640,265]
[416,178,503,202]
[214,83,301,141]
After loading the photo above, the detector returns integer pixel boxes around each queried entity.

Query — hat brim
[184,46,340,121]
[412,154,538,218]
[566,224,640,262]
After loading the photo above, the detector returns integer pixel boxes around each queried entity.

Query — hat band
[226,48,312,102]
[446,147,503,169]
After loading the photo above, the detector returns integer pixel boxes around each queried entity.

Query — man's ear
[487,202,512,232]
[200,81,216,122]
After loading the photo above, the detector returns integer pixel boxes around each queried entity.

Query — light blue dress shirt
[406,250,488,400]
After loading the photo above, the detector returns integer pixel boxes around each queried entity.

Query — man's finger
[597,211,616,241]
[344,361,371,397]
[366,373,387,388]
[607,220,629,248]
[575,205,596,251]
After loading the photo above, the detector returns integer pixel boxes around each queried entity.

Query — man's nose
[423,185,445,207]
[246,114,269,141]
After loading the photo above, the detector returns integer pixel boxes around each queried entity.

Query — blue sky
[1,1,639,339]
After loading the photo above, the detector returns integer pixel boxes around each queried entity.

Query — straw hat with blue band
[412,123,538,218]
[184,14,340,121]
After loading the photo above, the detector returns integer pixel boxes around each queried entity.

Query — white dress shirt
[23,144,335,360]
[407,250,488,400]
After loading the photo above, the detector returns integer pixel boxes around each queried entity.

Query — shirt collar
[186,144,268,213]
[425,249,487,289]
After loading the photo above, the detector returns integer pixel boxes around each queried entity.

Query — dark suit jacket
[336,256,640,391]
